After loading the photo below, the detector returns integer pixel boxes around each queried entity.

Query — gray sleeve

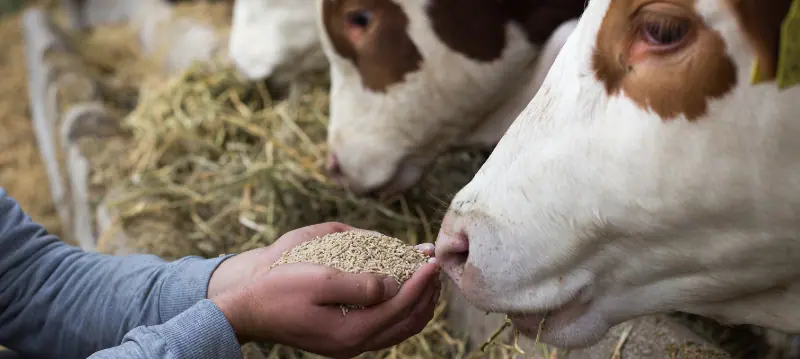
[88,300,243,359]
[0,187,239,359]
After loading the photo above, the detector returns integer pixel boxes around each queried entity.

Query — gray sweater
[0,187,244,359]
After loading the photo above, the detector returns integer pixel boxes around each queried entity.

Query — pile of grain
[271,229,429,313]
[272,230,429,284]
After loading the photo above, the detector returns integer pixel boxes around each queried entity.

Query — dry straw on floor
[94,61,487,261]
[171,1,233,30]
[68,23,158,108]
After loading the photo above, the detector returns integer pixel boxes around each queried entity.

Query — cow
[434,0,800,351]
[228,0,328,91]
[319,0,587,196]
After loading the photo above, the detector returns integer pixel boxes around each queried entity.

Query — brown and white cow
[319,0,587,196]
[435,0,800,349]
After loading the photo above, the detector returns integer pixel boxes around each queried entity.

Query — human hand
[208,222,440,358]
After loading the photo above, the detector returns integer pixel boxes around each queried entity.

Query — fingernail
[427,257,437,264]
[383,276,400,300]
[415,243,435,252]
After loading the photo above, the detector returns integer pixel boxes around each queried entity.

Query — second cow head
[319,0,587,196]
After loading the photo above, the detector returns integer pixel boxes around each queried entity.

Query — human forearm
[0,188,233,358]
[87,300,242,359]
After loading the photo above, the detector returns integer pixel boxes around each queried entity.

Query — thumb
[312,269,401,307]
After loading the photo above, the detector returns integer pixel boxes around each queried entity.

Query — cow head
[436,0,800,348]
[318,0,586,196]
[229,0,327,89]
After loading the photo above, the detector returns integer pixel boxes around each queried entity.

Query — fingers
[311,267,401,307]
[361,275,441,351]
[279,262,439,356]
[343,263,439,336]
[386,262,439,307]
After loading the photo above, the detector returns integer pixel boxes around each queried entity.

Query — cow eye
[345,10,372,28]
[642,17,690,46]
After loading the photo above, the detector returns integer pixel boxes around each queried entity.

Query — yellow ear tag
[777,0,800,89]
[750,58,766,84]
[750,0,800,89]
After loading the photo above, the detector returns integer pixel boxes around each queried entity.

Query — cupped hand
[207,222,440,358]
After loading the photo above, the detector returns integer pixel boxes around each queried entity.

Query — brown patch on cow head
[427,0,588,62]
[591,0,738,121]
[726,0,793,81]
[425,0,510,62]
[322,0,423,92]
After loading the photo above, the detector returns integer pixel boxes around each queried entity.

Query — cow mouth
[501,291,593,340]
[353,156,433,199]
[339,176,410,200]
[507,313,550,337]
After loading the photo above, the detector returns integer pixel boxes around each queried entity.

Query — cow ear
[729,0,793,82]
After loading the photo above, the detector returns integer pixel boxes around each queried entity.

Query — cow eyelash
[636,12,692,48]
[345,10,372,28]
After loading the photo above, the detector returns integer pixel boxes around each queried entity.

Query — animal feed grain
[271,229,430,313]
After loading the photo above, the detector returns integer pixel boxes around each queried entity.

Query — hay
[95,61,486,259]
[71,23,158,92]
[271,229,429,314]
[667,343,730,359]
[62,21,159,113]
[171,1,232,31]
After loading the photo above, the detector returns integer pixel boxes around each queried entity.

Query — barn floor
[0,7,63,238]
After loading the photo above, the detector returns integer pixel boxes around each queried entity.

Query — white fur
[228,0,327,83]
[318,0,579,194]
[439,0,800,349]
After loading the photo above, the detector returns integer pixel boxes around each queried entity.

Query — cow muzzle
[325,150,431,198]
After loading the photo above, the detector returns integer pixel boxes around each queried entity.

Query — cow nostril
[436,229,470,273]
[452,231,470,255]
[264,76,290,101]
[326,152,343,177]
